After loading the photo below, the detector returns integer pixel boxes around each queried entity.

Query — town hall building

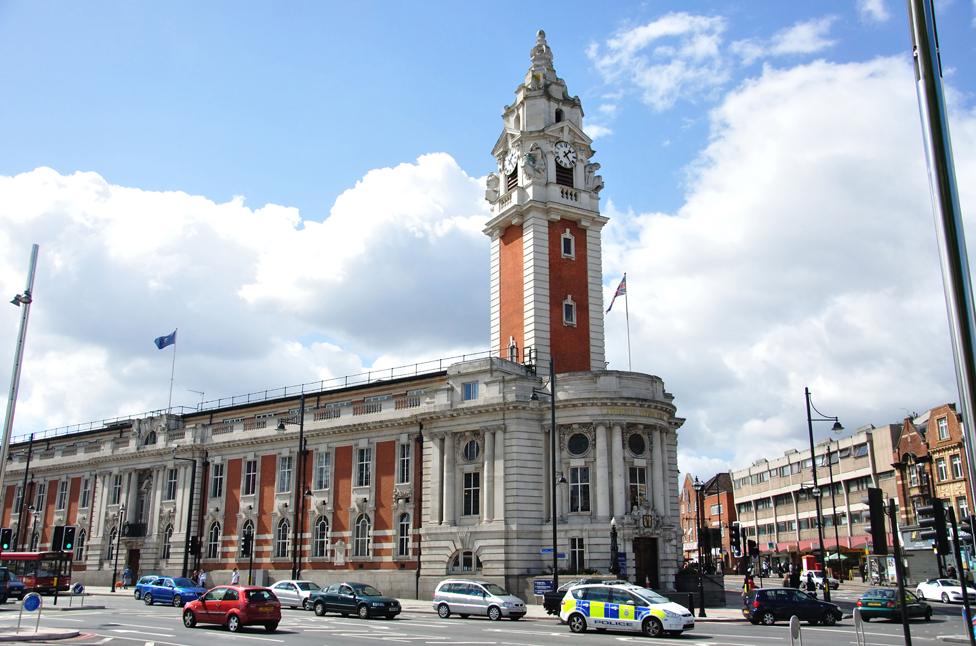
[0,31,684,599]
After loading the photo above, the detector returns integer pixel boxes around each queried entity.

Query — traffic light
[918,498,950,555]
[62,526,76,552]
[189,535,200,557]
[864,487,889,555]
[959,514,974,544]
[51,525,65,552]
[747,539,759,557]
[241,531,253,558]
[0,528,11,551]
[730,521,742,557]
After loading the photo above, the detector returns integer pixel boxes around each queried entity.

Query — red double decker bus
[0,552,71,594]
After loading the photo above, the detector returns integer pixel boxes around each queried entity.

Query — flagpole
[623,273,632,371]
[167,328,177,413]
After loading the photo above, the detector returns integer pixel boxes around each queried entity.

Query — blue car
[134,575,160,600]
[142,577,208,607]
[7,573,25,601]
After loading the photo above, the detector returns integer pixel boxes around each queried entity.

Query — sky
[1,0,975,480]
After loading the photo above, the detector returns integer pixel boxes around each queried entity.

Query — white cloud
[732,17,837,64]
[858,0,891,23]
[0,154,490,434]
[587,13,731,111]
[601,56,975,474]
[586,124,614,140]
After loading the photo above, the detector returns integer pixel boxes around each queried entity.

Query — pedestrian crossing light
[917,498,949,556]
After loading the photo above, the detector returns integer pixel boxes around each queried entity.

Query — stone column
[429,435,443,525]
[443,432,455,526]
[610,424,626,518]
[148,467,164,536]
[595,424,610,520]
[94,472,108,539]
[125,470,139,522]
[652,429,666,513]
[483,431,494,523]
[493,429,505,521]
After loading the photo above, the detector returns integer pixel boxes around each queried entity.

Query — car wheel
[568,613,587,633]
[314,601,327,616]
[437,603,450,619]
[943,592,950,603]
[183,610,197,628]
[227,614,241,632]
[134,590,141,600]
[265,622,278,632]
[143,593,153,606]
[358,604,370,620]
[303,598,312,611]
[760,610,776,626]
[822,612,837,626]
[487,606,502,621]
[642,617,664,637]
[925,609,933,621]
[172,595,182,607]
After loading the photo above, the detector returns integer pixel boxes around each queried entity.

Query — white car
[269,580,322,610]
[915,578,976,604]
[802,571,840,590]
[560,583,694,637]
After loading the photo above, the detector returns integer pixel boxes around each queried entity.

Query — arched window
[240,520,254,558]
[144,431,157,446]
[555,108,564,123]
[106,528,117,560]
[397,513,410,557]
[313,517,329,558]
[161,525,173,560]
[275,519,290,559]
[75,529,86,561]
[449,550,481,573]
[353,514,370,557]
[207,522,220,559]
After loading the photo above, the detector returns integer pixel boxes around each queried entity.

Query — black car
[542,578,629,616]
[308,582,401,619]
[743,587,843,626]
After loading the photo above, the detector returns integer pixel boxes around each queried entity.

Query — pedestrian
[198,569,207,588]
[806,572,817,598]
[190,569,197,585]
[122,565,132,590]
[949,565,958,579]
[231,567,240,585]
[860,562,867,583]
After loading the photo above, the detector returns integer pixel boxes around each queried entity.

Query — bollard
[687,592,695,615]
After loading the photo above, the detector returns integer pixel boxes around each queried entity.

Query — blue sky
[1,0,975,477]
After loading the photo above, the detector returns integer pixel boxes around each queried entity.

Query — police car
[559,583,695,637]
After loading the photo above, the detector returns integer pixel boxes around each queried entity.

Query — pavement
[78,584,749,622]
[0,627,79,642]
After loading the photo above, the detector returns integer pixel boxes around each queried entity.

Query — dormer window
[555,108,564,123]
[561,229,575,259]
[563,296,577,326]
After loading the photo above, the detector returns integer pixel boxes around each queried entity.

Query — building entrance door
[127,549,141,579]
[633,537,659,589]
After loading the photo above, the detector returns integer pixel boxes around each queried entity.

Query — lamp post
[28,505,38,551]
[110,504,126,593]
[14,434,33,551]
[692,476,707,618]
[277,394,307,580]
[609,517,619,576]
[824,440,844,581]
[531,359,563,589]
[172,448,198,579]
[804,386,843,603]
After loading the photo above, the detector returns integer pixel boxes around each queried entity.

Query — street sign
[22,593,40,612]
[617,552,627,575]
[71,583,84,595]
[540,547,553,554]
[533,579,554,595]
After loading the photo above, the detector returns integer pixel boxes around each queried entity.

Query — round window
[463,440,480,462]
[567,433,589,456]
[628,433,646,456]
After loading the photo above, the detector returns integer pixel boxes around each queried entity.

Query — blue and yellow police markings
[561,597,656,626]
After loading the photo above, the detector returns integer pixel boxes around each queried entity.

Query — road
[0,593,971,645]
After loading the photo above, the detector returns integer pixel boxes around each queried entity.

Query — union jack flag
[606,275,627,313]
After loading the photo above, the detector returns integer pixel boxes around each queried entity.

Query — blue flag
[154,330,177,350]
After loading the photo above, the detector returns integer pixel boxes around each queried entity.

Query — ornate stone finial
[526,29,556,89]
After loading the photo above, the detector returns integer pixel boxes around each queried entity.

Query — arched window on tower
[313,517,329,558]
[555,108,564,123]
[207,521,220,559]
[397,513,410,557]
[562,296,577,327]
[75,529,87,561]
[275,519,290,559]
[561,229,575,259]
[354,514,371,557]
[161,524,173,560]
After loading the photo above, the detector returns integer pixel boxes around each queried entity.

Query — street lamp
[824,439,844,582]
[609,517,619,576]
[531,359,564,589]
[110,504,126,593]
[277,394,308,580]
[172,448,198,579]
[28,505,39,551]
[804,386,843,604]
[14,433,33,551]
[692,476,707,618]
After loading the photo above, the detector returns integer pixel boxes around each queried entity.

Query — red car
[182,585,281,633]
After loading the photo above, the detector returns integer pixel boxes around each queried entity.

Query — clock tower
[484,30,607,373]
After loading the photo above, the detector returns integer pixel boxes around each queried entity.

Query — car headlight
[663,610,680,618]
[503,602,515,608]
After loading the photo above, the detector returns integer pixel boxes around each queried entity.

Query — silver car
[269,580,322,610]
[432,579,526,621]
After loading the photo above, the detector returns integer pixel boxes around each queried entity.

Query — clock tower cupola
[484,30,607,373]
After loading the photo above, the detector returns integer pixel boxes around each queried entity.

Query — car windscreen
[247,589,275,603]
[941,579,960,586]
[634,587,670,604]
[353,584,383,596]
[298,582,321,591]
[483,583,509,596]
[171,578,195,588]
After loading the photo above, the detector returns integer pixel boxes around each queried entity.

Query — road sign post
[19,592,42,635]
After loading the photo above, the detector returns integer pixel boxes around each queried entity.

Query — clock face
[503,149,519,174]
[554,141,577,168]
